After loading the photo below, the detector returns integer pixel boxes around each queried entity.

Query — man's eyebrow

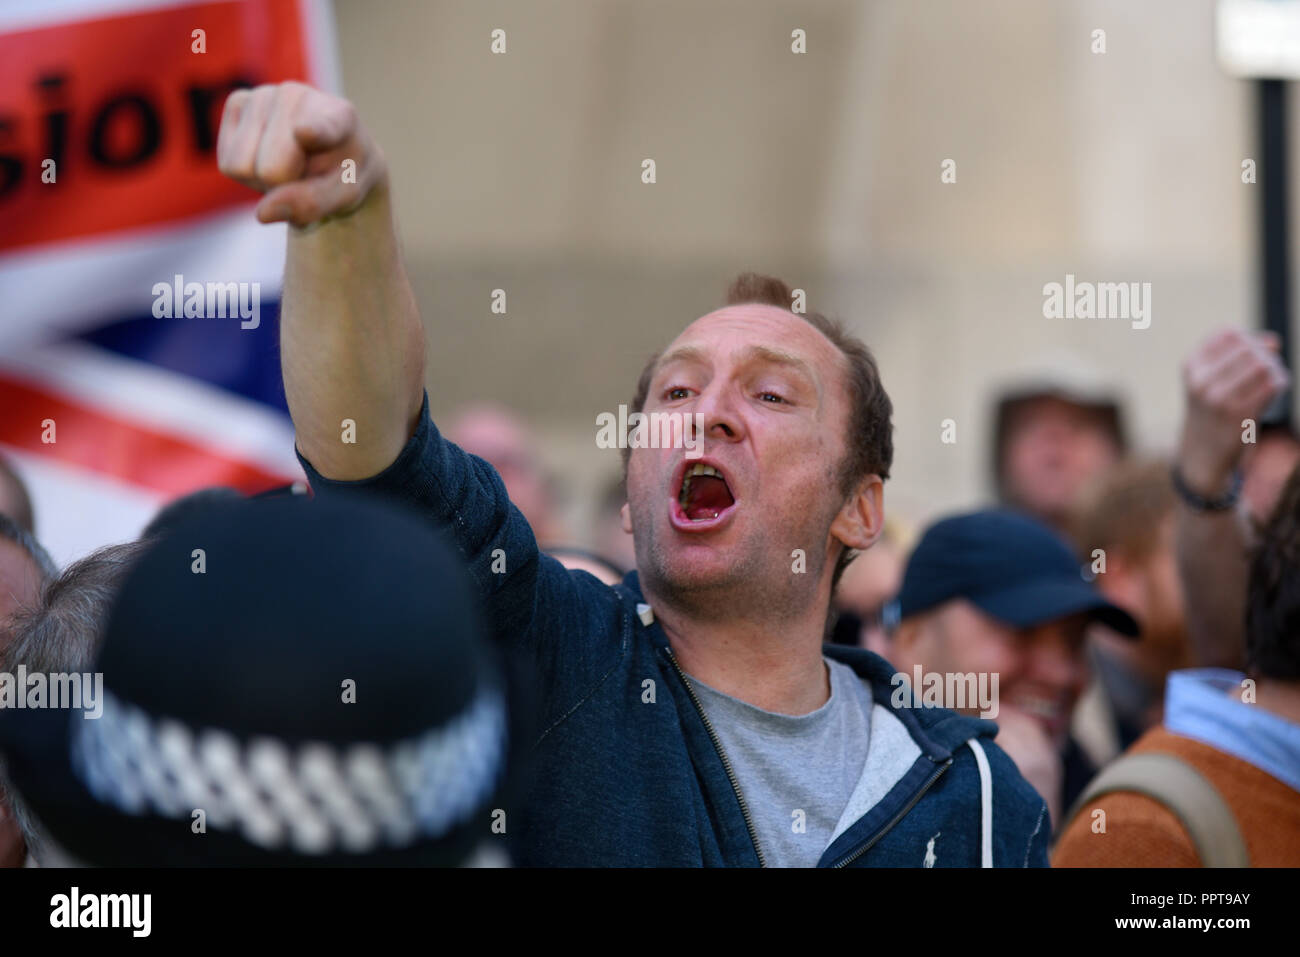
[739,345,816,380]
[655,345,710,371]
[651,343,820,403]
[656,344,815,379]
[738,348,816,392]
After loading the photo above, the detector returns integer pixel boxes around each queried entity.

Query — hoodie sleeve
[1022,801,1051,867]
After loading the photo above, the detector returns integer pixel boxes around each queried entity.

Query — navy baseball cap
[887,509,1139,638]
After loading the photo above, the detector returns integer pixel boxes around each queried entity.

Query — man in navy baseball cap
[881,509,1138,826]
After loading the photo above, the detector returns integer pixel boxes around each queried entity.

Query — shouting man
[216,81,1049,867]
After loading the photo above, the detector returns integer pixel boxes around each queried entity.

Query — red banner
[0,0,308,252]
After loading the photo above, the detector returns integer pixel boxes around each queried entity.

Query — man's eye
[759,392,786,404]
[665,387,691,400]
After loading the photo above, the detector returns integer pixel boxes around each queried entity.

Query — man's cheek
[625,451,656,497]
[957,639,1016,688]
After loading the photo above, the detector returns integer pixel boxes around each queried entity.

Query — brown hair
[625,272,894,587]
[1246,462,1300,679]
[1069,458,1175,563]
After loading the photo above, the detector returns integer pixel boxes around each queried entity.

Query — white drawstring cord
[966,739,994,867]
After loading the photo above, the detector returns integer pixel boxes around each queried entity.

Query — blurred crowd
[833,326,1300,863]
[0,321,1298,867]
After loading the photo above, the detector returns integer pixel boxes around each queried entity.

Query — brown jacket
[1052,726,1300,867]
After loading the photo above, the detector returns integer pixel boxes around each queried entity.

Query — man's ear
[830,474,885,553]
[620,501,632,534]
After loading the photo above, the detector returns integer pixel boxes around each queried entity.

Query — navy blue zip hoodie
[300,393,1051,867]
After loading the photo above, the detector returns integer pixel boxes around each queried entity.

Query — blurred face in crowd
[1001,397,1121,527]
[1242,431,1300,524]
[835,537,903,656]
[1091,518,1189,685]
[624,304,879,618]
[890,599,1090,747]
[0,537,41,628]
[449,406,558,543]
[0,538,42,867]
[0,485,27,534]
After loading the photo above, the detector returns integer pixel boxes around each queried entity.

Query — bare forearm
[1173,327,1290,669]
[216,83,425,479]
[281,185,426,479]
[1174,504,1249,669]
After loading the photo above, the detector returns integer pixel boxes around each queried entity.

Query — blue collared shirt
[1164,668,1300,795]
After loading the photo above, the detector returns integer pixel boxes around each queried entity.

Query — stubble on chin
[640,532,820,624]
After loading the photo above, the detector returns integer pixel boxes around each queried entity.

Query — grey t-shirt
[685,657,873,867]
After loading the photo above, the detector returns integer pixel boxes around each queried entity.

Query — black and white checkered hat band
[71,685,507,856]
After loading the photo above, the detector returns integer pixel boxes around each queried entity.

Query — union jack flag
[0,0,339,563]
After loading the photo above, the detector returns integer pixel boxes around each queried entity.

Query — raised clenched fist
[1178,327,1291,494]
[216,81,386,228]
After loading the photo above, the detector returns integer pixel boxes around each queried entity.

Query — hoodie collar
[618,573,995,763]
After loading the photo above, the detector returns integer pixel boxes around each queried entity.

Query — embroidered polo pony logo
[923,832,940,868]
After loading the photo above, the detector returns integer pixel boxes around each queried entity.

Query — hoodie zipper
[663,646,768,868]
[830,757,953,868]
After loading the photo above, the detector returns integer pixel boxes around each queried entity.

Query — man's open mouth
[672,460,737,528]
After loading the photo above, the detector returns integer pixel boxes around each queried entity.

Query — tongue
[684,475,734,521]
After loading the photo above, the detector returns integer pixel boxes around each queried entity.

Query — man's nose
[690,385,744,443]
